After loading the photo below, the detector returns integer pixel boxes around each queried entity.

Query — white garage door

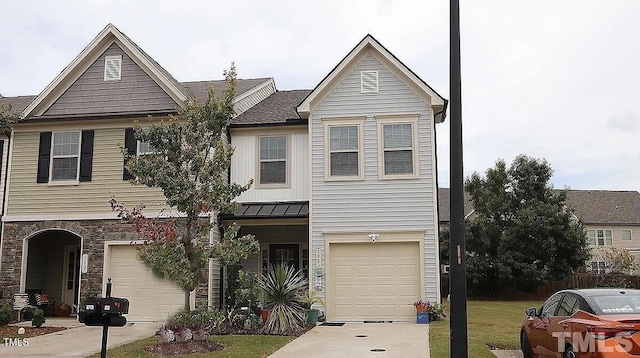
[107,245,185,322]
[328,242,421,322]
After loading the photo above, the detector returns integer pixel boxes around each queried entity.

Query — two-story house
[0,24,446,323]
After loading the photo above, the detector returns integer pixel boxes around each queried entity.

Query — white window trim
[323,117,365,182]
[104,55,122,81]
[588,229,613,246]
[49,131,81,185]
[589,261,606,274]
[137,140,154,156]
[255,134,290,189]
[622,229,633,241]
[376,115,419,180]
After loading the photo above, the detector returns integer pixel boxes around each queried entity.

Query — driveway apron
[269,322,430,358]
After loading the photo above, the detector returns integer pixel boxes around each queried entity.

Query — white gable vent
[104,55,122,81]
[361,70,379,93]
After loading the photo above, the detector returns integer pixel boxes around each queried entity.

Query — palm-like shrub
[260,264,308,335]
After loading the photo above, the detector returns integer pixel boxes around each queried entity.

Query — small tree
[465,155,590,293]
[0,103,21,133]
[592,247,638,287]
[111,64,259,311]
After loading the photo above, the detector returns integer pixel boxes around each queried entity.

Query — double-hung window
[590,261,606,274]
[137,140,154,155]
[588,229,613,246]
[258,136,287,186]
[324,117,364,180]
[377,115,418,179]
[51,131,81,181]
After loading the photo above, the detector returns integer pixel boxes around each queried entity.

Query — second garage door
[328,241,421,322]
[106,244,186,322]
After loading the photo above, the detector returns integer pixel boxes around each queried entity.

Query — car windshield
[593,295,640,314]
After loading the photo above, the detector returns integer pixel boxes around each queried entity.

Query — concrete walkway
[269,322,430,358]
[0,318,158,357]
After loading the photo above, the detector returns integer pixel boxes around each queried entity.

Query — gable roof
[438,188,640,225]
[232,90,311,127]
[22,23,189,118]
[296,34,447,122]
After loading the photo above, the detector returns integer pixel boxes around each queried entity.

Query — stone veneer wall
[0,219,213,308]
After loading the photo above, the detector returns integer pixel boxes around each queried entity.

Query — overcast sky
[1,0,639,192]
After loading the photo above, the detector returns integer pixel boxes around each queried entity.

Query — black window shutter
[123,128,136,180]
[79,130,94,182]
[37,132,52,183]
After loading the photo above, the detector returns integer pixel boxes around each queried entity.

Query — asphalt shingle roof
[182,78,272,105]
[0,96,37,113]
[565,190,640,225]
[232,90,311,126]
[437,188,474,223]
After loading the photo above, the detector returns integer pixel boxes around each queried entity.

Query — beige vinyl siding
[0,137,8,211]
[585,224,640,268]
[6,120,167,218]
[310,51,439,302]
[231,127,309,203]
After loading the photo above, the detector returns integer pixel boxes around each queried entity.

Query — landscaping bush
[0,304,13,326]
[428,302,446,322]
[234,270,261,311]
[260,264,307,335]
[31,307,45,327]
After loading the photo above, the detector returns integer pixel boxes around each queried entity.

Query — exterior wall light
[368,233,379,243]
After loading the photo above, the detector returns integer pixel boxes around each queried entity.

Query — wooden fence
[440,273,640,301]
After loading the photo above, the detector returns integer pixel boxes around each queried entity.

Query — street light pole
[449,0,468,357]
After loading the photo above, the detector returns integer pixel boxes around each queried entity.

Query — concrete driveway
[0,318,158,357]
[269,322,430,358]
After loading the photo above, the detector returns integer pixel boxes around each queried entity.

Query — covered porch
[222,201,310,280]
[22,229,81,315]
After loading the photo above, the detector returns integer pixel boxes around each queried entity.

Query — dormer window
[104,55,122,81]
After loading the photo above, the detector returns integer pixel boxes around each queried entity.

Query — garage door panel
[329,242,421,322]
[107,245,185,322]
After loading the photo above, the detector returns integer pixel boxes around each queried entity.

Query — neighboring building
[0,24,446,322]
[565,190,640,273]
[438,188,640,273]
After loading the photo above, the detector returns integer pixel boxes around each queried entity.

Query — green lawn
[85,335,295,358]
[429,300,542,358]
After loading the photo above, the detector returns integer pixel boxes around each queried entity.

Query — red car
[521,288,640,358]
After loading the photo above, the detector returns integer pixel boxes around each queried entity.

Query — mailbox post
[79,278,129,358]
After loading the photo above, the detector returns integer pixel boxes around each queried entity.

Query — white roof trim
[297,35,445,118]
[22,23,187,118]
[233,78,275,104]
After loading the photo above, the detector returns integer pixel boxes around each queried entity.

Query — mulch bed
[0,325,68,338]
[145,340,226,355]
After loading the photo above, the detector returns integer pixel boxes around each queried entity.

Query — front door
[269,244,299,270]
[62,245,80,309]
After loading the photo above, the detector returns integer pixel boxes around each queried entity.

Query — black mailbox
[101,297,129,315]
[79,296,128,327]
[81,296,101,314]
